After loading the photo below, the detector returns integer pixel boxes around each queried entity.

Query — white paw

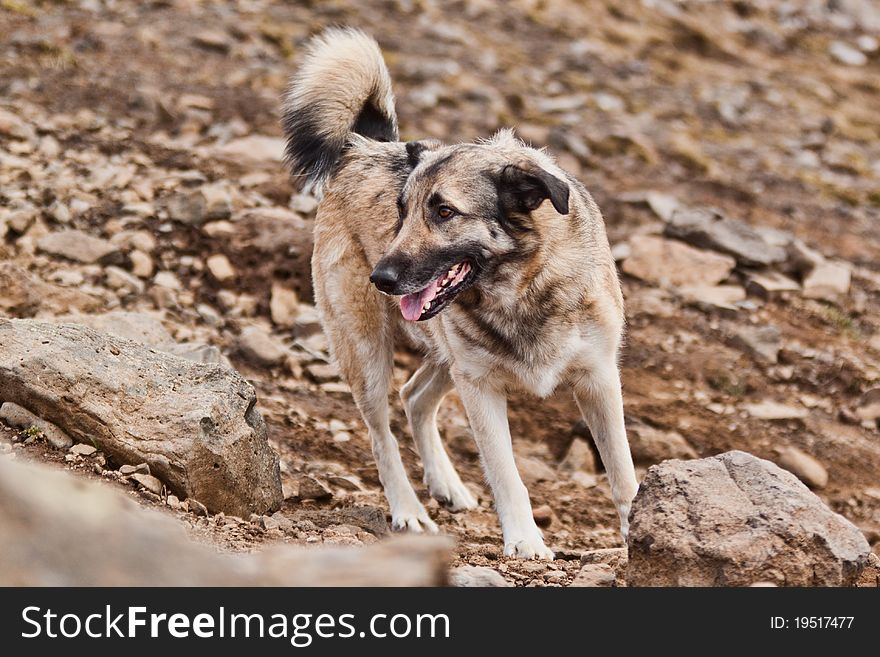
[425,470,478,512]
[390,503,438,534]
[504,535,555,560]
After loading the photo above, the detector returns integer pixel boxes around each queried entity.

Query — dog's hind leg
[452,373,553,559]
[401,363,478,511]
[572,360,638,540]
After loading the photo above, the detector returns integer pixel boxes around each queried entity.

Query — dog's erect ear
[405,139,443,167]
[499,162,570,215]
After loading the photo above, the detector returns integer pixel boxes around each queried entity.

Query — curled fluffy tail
[282,28,398,194]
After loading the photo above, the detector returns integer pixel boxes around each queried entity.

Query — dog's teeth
[424,302,431,310]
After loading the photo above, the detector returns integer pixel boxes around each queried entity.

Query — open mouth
[399,261,476,321]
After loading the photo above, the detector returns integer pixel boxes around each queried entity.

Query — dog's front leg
[572,363,638,539]
[453,373,553,559]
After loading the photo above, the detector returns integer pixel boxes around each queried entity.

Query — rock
[532,504,553,526]
[0,402,73,448]
[238,325,287,367]
[664,207,787,267]
[290,193,319,215]
[192,29,232,53]
[830,41,867,66]
[802,261,851,302]
[206,254,236,282]
[186,498,208,516]
[627,420,697,464]
[0,319,282,516]
[516,455,557,484]
[131,472,164,495]
[69,443,97,457]
[129,250,155,278]
[744,272,801,299]
[105,266,145,295]
[626,451,871,586]
[774,446,829,490]
[119,463,150,476]
[677,284,745,313]
[216,135,285,162]
[559,437,597,474]
[292,303,323,337]
[580,547,627,568]
[200,184,232,221]
[619,190,680,222]
[621,235,735,288]
[0,108,35,140]
[730,325,782,364]
[855,388,880,424]
[164,189,207,225]
[36,230,122,265]
[450,565,511,587]
[270,283,300,328]
[0,457,450,585]
[743,401,808,421]
[570,563,615,587]
[297,475,333,501]
[305,362,340,383]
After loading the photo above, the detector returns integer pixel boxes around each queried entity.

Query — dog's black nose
[370,261,403,294]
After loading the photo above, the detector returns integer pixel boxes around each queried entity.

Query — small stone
[193,30,232,53]
[206,254,236,282]
[216,135,285,162]
[450,565,510,587]
[167,494,182,510]
[290,193,318,215]
[516,455,556,484]
[270,283,299,328]
[305,362,340,383]
[119,463,150,476]
[543,570,567,583]
[130,473,163,495]
[69,443,97,457]
[105,266,145,294]
[730,325,782,364]
[774,446,828,490]
[855,389,880,424]
[260,514,281,531]
[830,41,867,66]
[129,250,154,278]
[238,326,287,367]
[559,437,597,474]
[678,285,745,313]
[298,476,332,501]
[803,261,851,302]
[153,271,182,290]
[743,401,808,421]
[532,504,553,527]
[201,184,232,221]
[327,475,363,491]
[292,303,323,337]
[571,471,598,488]
[570,563,615,587]
[186,498,209,516]
[744,272,800,299]
[37,230,122,265]
[627,420,697,464]
[165,190,206,225]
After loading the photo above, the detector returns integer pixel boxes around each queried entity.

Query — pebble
[119,463,150,476]
[129,250,155,278]
[774,446,828,489]
[297,476,333,501]
[69,443,97,456]
[305,362,340,383]
[0,402,73,449]
[238,326,287,367]
[743,401,808,421]
[570,563,615,587]
[802,261,851,302]
[621,235,735,288]
[532,504,553,527]
[206,254,236,282]
[830,41,867,66]
[130,472,163,495]
[730,325,782,364]
[270,283,299,328]
[186,498,208,516]
[37,230,122,265]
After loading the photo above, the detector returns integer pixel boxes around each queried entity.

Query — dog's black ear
[405,139,443,167]
[499,162,570,215]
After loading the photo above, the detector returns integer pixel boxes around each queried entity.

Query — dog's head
[370,134,571,321]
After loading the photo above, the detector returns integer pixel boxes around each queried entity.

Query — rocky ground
[1,0,879,586]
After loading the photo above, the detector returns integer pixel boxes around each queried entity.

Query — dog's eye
[437,205,456,220]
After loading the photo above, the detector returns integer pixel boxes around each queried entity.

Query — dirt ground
[1,0,879,586]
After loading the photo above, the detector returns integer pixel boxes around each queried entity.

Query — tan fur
[285,31,638,558]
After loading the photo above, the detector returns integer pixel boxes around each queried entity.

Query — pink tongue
[400,278,441,321]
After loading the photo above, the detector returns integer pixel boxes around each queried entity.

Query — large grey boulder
[0,318,281,516]
[0,457,450,586]
[627,450,870,587]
